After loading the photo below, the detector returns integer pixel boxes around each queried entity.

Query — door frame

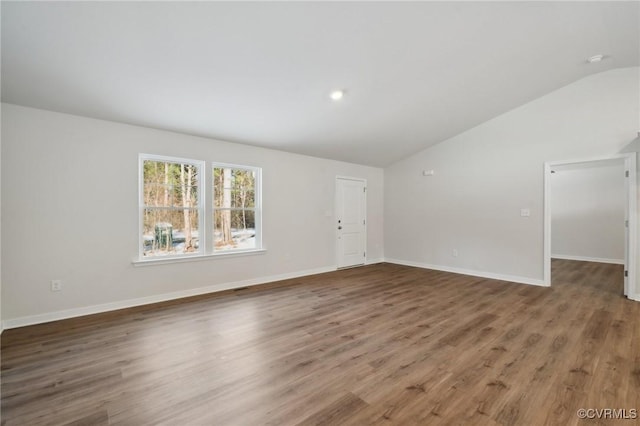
[543,153,637,299]
[335,176,367,269]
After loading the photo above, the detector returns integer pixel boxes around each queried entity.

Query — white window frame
[138,154,205,260]
[212,162,263,254]
[136,155,263,265]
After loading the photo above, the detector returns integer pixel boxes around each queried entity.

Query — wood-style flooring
[1,260,638,425]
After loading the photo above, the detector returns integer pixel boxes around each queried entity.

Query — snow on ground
[143,228,255,255]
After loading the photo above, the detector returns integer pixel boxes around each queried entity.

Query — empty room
[1,1,639,425]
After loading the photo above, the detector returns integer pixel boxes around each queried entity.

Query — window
[140,155,204,258]
[213,165,261,252]
[139,155,261,261]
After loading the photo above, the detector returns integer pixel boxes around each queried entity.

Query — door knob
[338,226,342,230]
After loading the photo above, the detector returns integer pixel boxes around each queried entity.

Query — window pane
[144,160,199,207]
[214,209,256,251]
[213,167,256,208]
[143,208,200,257]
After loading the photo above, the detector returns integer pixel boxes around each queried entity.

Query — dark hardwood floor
[1,260,637,425]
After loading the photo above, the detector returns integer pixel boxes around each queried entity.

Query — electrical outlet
[452,249,458,257]
[51,280,62,292]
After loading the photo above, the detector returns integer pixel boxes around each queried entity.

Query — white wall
[550,161,625,263]
[0,103,2,333]
[385,67,639,287]
[1,104,384,326]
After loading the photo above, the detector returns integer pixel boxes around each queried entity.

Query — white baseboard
[366,258,385,265]
[385,258,547,287]
[551,254,624,265]
[2,265,337,330]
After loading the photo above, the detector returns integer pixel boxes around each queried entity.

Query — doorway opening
[543,153,637,299]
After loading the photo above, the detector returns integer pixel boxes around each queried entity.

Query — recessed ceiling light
[330,90,344,101]
[587,54,604,63]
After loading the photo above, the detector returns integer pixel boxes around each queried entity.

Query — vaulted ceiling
[2,2,638,166]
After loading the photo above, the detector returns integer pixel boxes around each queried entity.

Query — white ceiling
[2,2,638,167]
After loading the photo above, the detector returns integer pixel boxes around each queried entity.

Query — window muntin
[140,155,204,258]
[213,165,261,252]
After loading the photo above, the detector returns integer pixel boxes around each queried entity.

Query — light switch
[520,208,531,217]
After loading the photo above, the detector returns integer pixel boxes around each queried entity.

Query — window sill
[132,249,267,267]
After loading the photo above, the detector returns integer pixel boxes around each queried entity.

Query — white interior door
[624,172,630,296]
[336,177,366,268]
[623,154,637,297]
